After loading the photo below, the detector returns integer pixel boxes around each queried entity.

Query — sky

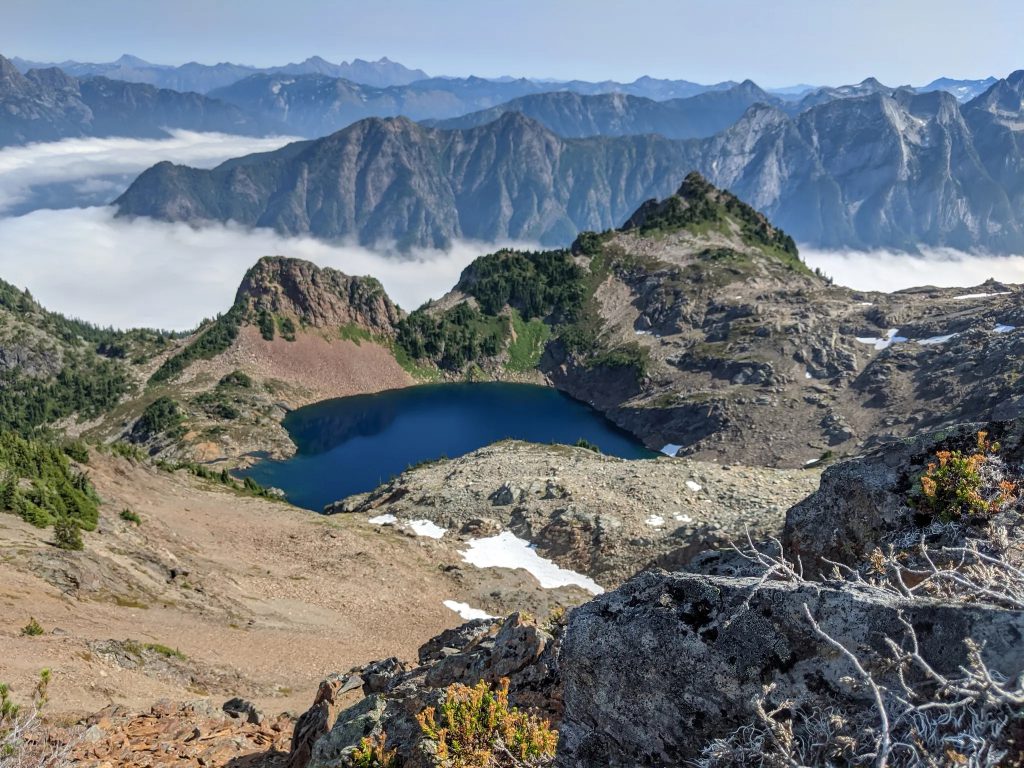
[2,0,1021,87]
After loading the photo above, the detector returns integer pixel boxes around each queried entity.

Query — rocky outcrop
[235,256,405,334]
[556,569,1024,766]
[290,613,561,768]
[329,440,821,586]
[784,418,1024,572]
[70,699,293,767]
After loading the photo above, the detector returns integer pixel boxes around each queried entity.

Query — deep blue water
[241,382,655,510]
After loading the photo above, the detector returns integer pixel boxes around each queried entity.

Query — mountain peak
[114,54,150,67]
[620,172,802,262]
[234,256,403,334]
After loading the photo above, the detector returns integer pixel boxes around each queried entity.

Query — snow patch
[406,519,447,539]
[646,515,665,527]
[460,532,604,594]
[443,600,495,621]
[368,513,397,525]
[856,329,907,350]
[995,324,1016,333]
[674,514,693,523]
[916,333,957,345]
[953,291,1012,300]
[660,444,681,457]
[685,480,702,493]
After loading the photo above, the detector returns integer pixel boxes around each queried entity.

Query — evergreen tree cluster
[0,430,99,531]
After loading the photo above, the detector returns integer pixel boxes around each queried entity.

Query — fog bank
[0,131,299,215]
[801,247,1024,292]
[0,207,523,330]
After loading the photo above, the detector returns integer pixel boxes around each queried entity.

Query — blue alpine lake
[241,382,656,511]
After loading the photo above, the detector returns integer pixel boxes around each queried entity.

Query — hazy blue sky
[3,0,1021,87]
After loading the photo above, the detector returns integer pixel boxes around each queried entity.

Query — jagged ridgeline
[394,172,812,378]
[145,173,811,390]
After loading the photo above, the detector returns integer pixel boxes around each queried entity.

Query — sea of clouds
[2,131,1024,332]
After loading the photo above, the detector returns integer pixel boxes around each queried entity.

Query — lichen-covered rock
[556,570,1024,767]
[294,613,561,768]
[784,418,1024,572]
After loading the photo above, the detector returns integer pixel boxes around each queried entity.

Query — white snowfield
[366,514,446,538]
[460,531,604,595]
[367,513,398,525]
[685,480,702,493]
[646,515,665,527]
[856,328,908,350]
[952,291,1012,300]
[443,600,495,621]
[917,333,957,345]
[406,519,447,539]
[995,324,1017,333]
[660,444,682,457]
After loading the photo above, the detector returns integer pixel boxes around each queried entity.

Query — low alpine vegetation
[350,731,398,767]
[416,677,557,767]
[916,430,1016,522]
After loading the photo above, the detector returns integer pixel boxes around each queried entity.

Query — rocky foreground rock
[292,417,1024,767]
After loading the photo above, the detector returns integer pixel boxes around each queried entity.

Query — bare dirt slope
[0,451,586,721]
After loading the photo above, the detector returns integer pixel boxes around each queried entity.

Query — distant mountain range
[426,80,777,139]
[0,54,271,146]
[115,70,1024,253]
[9,53,429,92]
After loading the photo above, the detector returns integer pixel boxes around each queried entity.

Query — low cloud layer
[0,131,298,214]
[0,207,521,330]
[2,132,1024,333]
[801,248,1024,292]
[3,207,1023,333]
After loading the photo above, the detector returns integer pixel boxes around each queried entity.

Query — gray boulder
[557,569,1024,766]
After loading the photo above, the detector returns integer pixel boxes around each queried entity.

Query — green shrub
[350,731,397,767]
[218,370,253,389]
[110,441,147,462]
[257,309,275,341]
[277,316,297,341]
[53,517,83,550]
[416,678,557,766]
[62,440,90,464]
[131,397,184,442]
[574,438,601,453]
[20,618,43,637]
[918,431,1015,522]
[120,508,141,526]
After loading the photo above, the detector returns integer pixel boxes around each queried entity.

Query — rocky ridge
[329,440,821,586]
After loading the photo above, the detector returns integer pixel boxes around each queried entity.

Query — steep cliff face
[115,114,688,248]
[235,256,404,337]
